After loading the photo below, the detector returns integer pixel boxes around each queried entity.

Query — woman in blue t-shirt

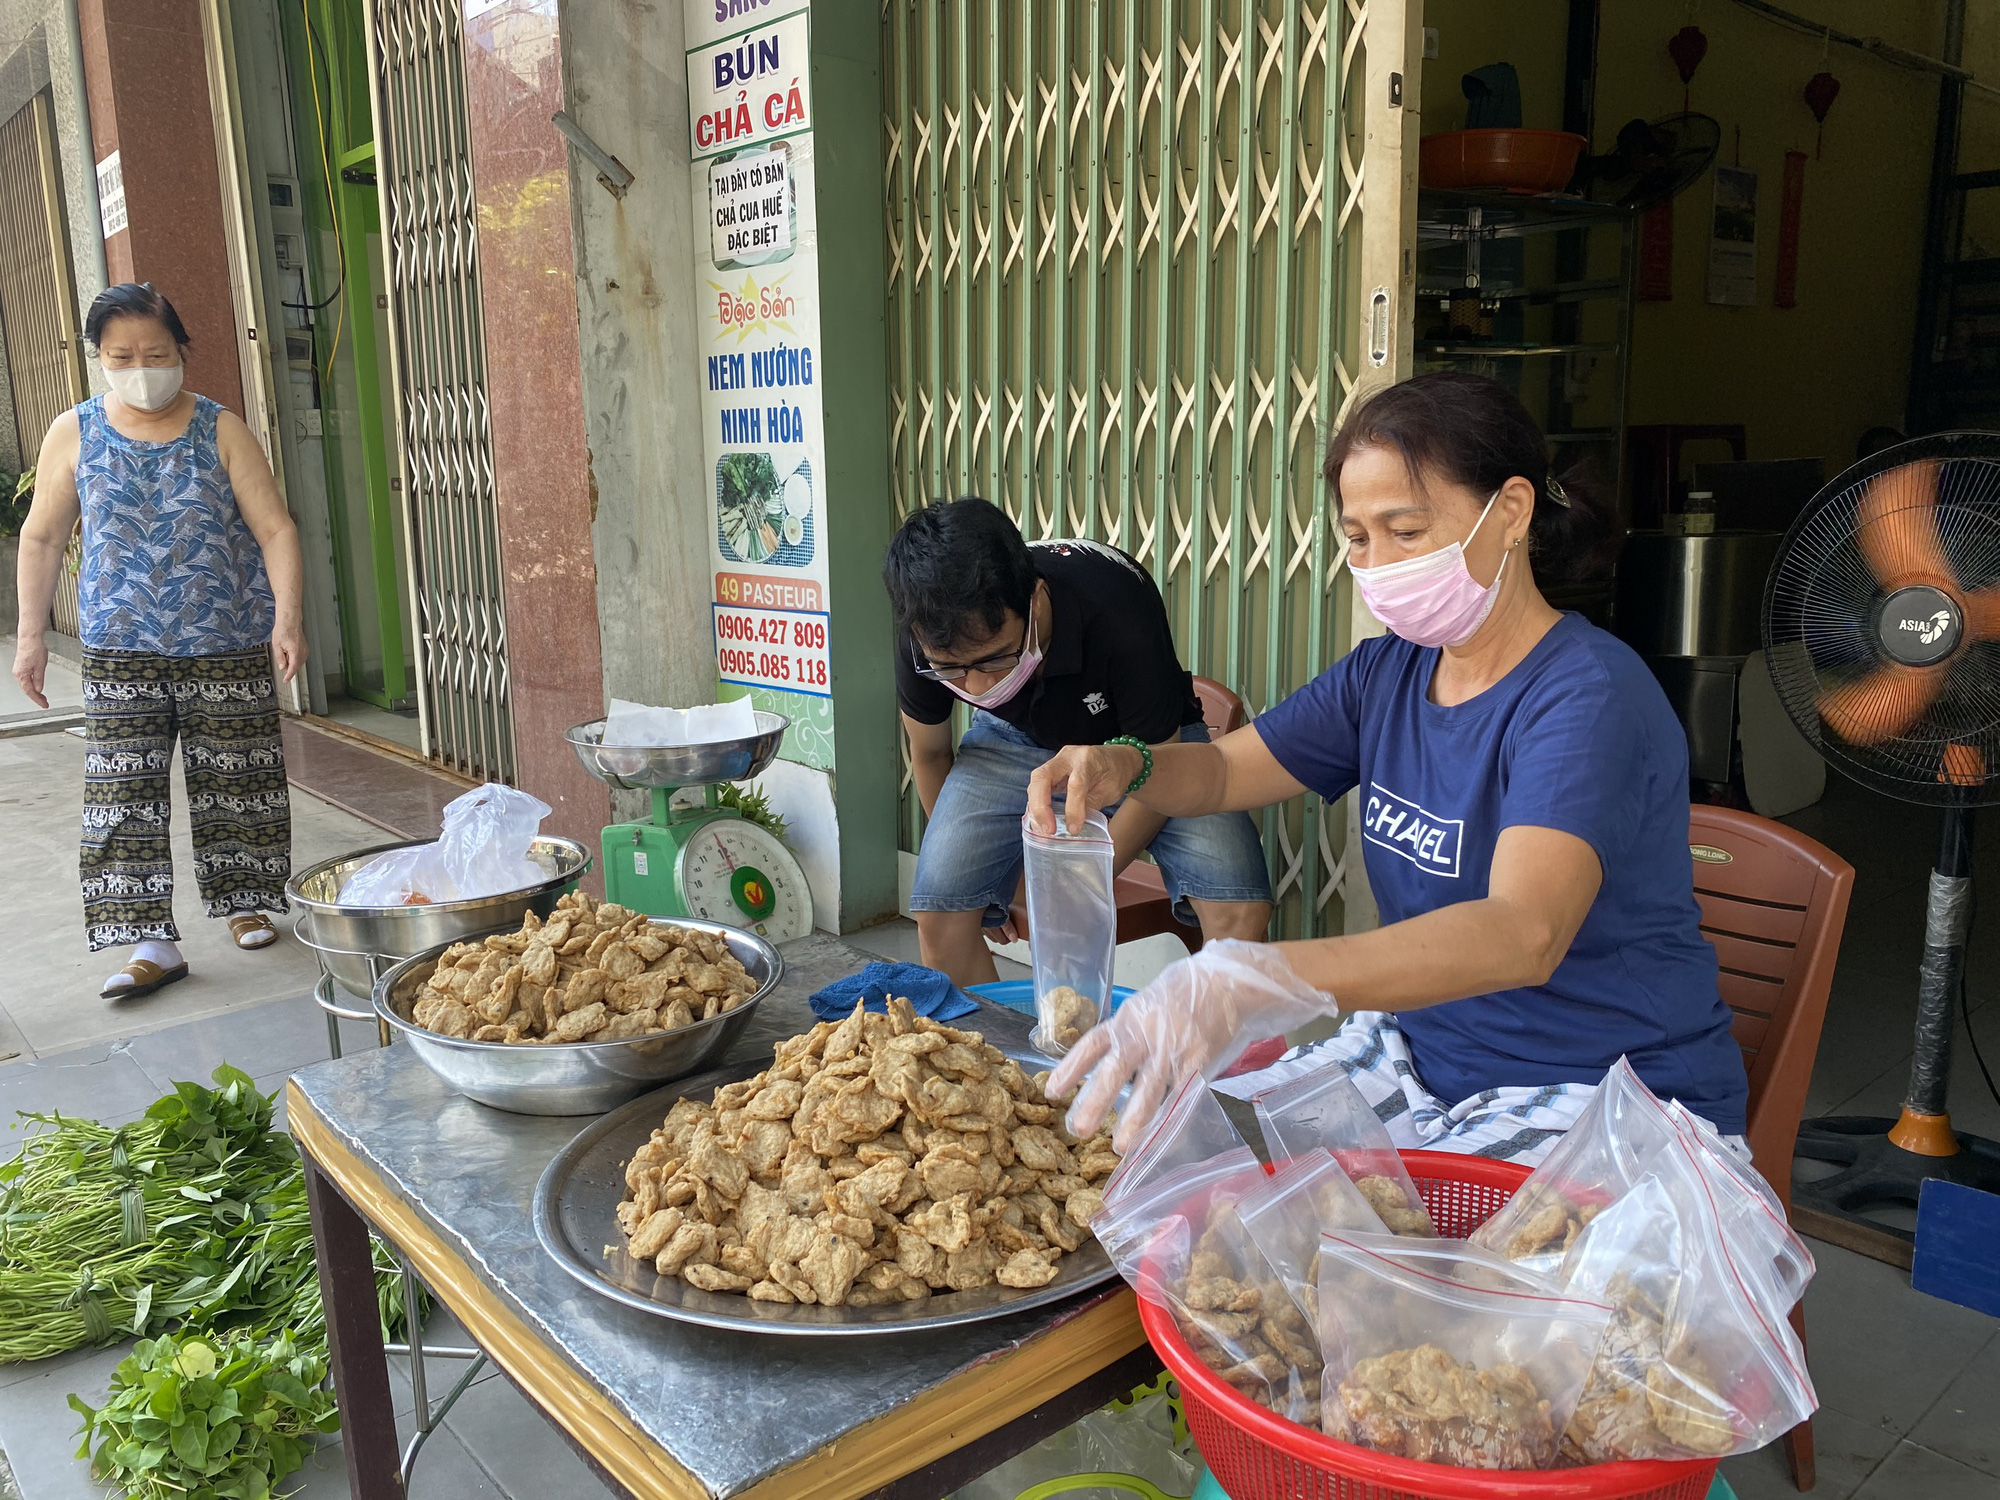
[1034,373,1748,1163]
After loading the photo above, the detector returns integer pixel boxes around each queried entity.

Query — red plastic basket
[1139,1150,1721,1500]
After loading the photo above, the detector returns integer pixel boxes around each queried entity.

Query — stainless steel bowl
[287,836,593,1001]
[562,713,789,791]
[372,917,783,1115]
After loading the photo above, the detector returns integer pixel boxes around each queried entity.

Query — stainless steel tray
[533,1050,1117,1335]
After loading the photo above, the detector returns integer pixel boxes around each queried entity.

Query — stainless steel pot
[287,836,593,1001]
[372,917,783,1115]
[1614,530,1784,659]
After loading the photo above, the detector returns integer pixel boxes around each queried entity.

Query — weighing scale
[564,713,812,941]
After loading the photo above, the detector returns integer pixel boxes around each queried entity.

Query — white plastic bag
[1317,1231,1612,1469]
[1555,1139,1818,1464]
[1023,808,1117,1055]
[338,782,552,906]
[603,697,758,746]
[1252,1062,1435,1236]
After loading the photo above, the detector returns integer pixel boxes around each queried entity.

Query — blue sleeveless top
[75,395,274,656]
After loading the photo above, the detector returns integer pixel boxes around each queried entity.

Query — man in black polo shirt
[885,497,1272,985]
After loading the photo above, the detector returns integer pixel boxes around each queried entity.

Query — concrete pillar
[457,0,610,849]
[75,0,242,415]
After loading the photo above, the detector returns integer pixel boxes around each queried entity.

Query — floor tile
[1801,1242,2000,1435]
[1908,1333,2000,1477]
[0,1048,164,1132]
[1720,1406,1897,1500]
[1850,1440,2000,1499]
[438,1369,622,1498]
[0,1344,129,1500]
[0,731,386,1061]
[122,995,357,1095]
[388,1416,507,1498]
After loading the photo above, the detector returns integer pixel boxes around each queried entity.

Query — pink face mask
[1350,489,1509,648]
[943,607,1045,709]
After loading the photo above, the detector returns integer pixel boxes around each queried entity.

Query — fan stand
[1793,806,2000,1266]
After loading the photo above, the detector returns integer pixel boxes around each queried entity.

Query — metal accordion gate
[0,90,88,637]
[883,0,1375,939]
[364,0,514,782]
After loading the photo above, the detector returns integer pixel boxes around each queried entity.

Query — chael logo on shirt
[1362,782,1463,878]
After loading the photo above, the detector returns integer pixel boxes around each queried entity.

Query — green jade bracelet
[1104,734,1154,794]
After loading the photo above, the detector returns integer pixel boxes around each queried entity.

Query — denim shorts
[909,711,1274,926]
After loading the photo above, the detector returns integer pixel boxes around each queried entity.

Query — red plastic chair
[1687,805,1855,1493]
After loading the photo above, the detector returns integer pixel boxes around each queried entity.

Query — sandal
[229,914,278,950]
[100,959,190,1000]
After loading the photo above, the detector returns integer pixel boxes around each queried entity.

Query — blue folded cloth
[808,961,980,1022]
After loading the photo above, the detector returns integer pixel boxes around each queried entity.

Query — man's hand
[11,635,48,709]
[271,620,309,684]
[1026,741,1146,835]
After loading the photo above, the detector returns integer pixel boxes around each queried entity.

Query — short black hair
[84,283,192,350]
[882,496,1038,654]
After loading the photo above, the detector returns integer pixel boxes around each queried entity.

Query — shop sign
[685,9,811,160]
[686,1,834,765]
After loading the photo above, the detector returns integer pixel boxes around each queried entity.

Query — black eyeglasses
[912,604,1038,683]
[912,638,1028,683]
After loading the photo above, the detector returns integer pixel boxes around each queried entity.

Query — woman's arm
[1051,823,1604,1147]
[1279,823,1602,1008]
[11,413,82,709]
[1027,724,1307,834]
[215,411,307,683]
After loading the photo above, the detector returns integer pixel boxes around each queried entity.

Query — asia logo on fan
[1897,609,1953,646]
[1362,783,1463,878]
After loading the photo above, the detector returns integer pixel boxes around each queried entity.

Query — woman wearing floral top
[12,283,307,998]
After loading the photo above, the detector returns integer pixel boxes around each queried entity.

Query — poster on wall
[686,3,834,770]
[1774,150,1806,310]
[1706,165,1758,307]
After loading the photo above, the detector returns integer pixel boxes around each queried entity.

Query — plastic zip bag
[1317,1231,1612,1469]
[1023,809,1118,1055]
[1098,1161,1319,1425]
[1103,1073,1257,1210]
[1668,1102,1815,1308]
[1092,1079,1320,1424]
[1467,1057,1682,1273]
[1555,1136,1818,1464]
[340,783,553,906]
[1237,1149,1389,1320]
[1252,1061,1436,1236]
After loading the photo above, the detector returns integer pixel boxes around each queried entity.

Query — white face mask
[104,363,184,413]
[1349,489,1511,648]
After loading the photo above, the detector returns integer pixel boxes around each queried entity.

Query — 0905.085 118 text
[713,603,831,695]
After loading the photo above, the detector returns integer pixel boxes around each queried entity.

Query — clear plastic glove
[1048,939,1334,1153]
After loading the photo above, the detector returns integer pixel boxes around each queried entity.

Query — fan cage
[1763,436,2000,808]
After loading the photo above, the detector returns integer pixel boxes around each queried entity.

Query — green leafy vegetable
[1,1066,421,1495]
[716,781,790,845]
[718,453,783,561]
[70,1331,339,1500]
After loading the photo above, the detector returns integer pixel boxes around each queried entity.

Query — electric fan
[1763,432,2000,1257]
[1579,112,1720,210]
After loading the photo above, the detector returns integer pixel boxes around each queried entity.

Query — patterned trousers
[80,647,292,951]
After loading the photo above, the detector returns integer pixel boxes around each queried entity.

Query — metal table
[289,934,1156,1500]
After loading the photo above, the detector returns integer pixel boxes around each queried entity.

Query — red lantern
[1669,25,1708,111]
[1805,71,1841,158]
